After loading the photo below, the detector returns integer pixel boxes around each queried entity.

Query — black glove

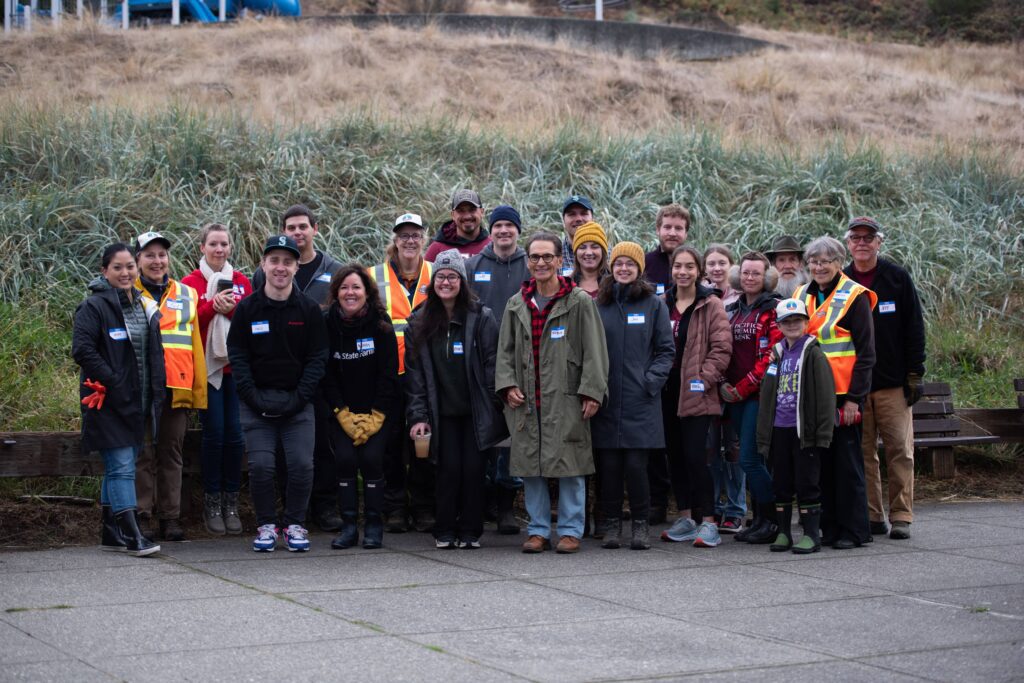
[903,373,924,406]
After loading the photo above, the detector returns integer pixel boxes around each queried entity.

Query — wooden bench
[912,382,1000,478]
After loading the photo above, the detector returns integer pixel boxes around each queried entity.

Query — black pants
[595,448,650,522]
[770,426,821,505]
[383,390,436,516]
[667,412,713,520]
[434,415,485,540]
[649,386,677,510]
[330,421,387,483]
[821,422,871,543]
[309,394,339,516]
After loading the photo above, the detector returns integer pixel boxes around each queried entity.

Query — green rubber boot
[792,504,822,554]
[769,504,793,552]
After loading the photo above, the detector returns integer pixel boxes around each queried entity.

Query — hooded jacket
[72,277,166,452]
[756,336,836,453]
[466,243,529,321]
[424,220,491,262]
[665,284,733,417]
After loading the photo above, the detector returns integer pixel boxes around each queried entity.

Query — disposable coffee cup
[413,432,431,459]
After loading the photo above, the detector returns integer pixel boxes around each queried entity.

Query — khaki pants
[136,403,187,520]
[862,387,914,523]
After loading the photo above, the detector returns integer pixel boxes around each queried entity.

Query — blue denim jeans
[101,446,139,514]
[523,475,586,539]
[727,398,773,505]
[200,376,246,495]
[709,416,746,518]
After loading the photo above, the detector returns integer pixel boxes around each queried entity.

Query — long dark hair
[326,264,391,332]
[407,270,479,357]
[596,273,654,305]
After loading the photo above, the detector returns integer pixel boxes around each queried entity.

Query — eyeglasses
[434,274,460,283]
[847,234,877,244]
[528,254,558,264]
[395,233,423,243]
[807,259,838,268]
[740,271,764,279]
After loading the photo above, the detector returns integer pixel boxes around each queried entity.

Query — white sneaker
[252,524,278,552]
[284,524,310,552]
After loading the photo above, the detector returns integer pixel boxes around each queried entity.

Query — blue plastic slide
[115,0,299,23]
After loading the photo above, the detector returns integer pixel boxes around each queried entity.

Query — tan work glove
[363,410,386,439]
[335,408,361,441]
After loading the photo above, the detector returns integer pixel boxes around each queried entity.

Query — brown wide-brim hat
[765,234,804,259]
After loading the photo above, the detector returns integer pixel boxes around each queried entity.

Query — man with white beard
[767,235,808,298]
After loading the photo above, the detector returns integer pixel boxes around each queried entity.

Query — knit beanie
[572,221,608,254]
[489,205,522,233]
[610,241,646,275]
[433,248,467,282]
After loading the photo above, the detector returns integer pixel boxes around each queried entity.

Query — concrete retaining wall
[307,14,778,61]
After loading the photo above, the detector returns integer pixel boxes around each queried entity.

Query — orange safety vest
[795,275,877,395]
[137,279,199,390]
[370,260,433,374]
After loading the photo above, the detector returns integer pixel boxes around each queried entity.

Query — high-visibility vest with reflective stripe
[795,275,878,395]
[138,279,199,390]
[370,260,433,374]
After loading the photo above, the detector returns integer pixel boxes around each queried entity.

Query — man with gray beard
[767,235,809,298]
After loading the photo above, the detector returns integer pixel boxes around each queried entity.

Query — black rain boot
[362,478,385,549]
[630,519,650,550]
[331,479,360,549]
[100,504,127,552]
[115,509,160,557]
[792,504,822,554]
[496,487,520,535]
[745,502,780,544]
[770,504,793,552]
[601,518,622,549]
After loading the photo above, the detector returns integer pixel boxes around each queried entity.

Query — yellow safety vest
[795,275,878,395]
[370,260,432,374]
[137,279,198,390]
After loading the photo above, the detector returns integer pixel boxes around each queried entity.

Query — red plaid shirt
[520,276,575,407]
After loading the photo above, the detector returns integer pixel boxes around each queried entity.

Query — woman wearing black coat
[592,242,675,550]
[323,265,400,550]
[405,249,508,549]
[71,243,166,557]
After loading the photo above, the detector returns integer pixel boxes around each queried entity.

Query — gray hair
[803,236,846,264]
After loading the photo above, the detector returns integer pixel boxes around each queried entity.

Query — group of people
[73,190,926,557]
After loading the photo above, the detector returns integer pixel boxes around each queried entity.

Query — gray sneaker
[222,492,242,535]
[203,493,225,535]
[661,517,699,543]
[693,521,722,547]
[889,521,911,540]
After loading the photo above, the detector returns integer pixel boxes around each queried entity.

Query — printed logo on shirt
[627,313,645,325]
[357,338,375,353]
[550,326,566,340]
[251,321,270,334]
[108,328,128,341]
[452,341,465,355]
[474,271,492,283]
[656,284,665,295]
[689,380,705,393]
[419,286,428,294]
[166,299,183,311]
[317,273,332,283]
[879,301,896,314]
[287,321,305,326]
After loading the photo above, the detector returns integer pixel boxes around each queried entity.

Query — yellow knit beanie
[610,241,646,275]
[572,221,608,254]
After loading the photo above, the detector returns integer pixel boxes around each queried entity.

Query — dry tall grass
[1,18,1020,165]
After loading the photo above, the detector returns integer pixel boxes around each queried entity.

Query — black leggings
[435,415,485,540]
[595,448,650,522]
[666,411,713,520]
[330,421,386,482]
[770,426,821,506]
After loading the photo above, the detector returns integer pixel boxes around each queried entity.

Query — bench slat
[912,418,961,434]
[1014,378,1024,392]
[912,400,954,417]
[921,382,952,397]
[914,435,1001,448]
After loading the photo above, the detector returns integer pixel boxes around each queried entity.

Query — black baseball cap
[263,235,300,258]
[561,195,594,215]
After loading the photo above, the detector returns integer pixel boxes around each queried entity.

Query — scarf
[200,256,234,390]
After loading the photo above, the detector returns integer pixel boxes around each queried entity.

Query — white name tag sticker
[627,313,645,325]
[166,299,183,311]
[452,341,465,355]
[561,267,573,277]
[766,363,778,376]
[879,301,896,314]
[251,321,270,334]
[317,273,333,283]
[656,284,665,295]
[689,380,705,393]
[474,271,492,282]
[834,291,850,301]
[108,328,128,341]
[550,326,566,340]
[759,337,769,349]
[357,337,375,352]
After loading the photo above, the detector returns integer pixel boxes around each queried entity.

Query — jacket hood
[432,220,490,248]
[730,289,782,313]
[88,275,112,293]
[479,243,525,264]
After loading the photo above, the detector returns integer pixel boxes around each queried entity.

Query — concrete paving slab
[923,502,1024,526]
[908,583,1024,617]
[861,641,1024,682]
[944,543,1024,566]
[96,635,528,683]
[406,615,830,682]
[659,535,917,565]
[768,550,1024,593]
[0,659,113,682]
[535,563,881,615]
[195,552,497,593]
[0,547,141,573]
[687,594,1024,659]
[894,518,1024,550]
[0,620,69,665]
[655,659,925,682]
[0,561,252,610]
[4,594,375,659]
[289,579,643,635]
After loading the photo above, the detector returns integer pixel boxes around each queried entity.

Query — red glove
[81,379,106,410]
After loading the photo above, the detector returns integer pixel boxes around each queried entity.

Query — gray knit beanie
[433,248,467,282]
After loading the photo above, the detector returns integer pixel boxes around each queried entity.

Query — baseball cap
[561,194,594,215]
[263,235,300,259]
[847,217,883,235]
[776,298,809,322]
[450,189,482,210]
[136,231,171,252]
[393,212,424,231]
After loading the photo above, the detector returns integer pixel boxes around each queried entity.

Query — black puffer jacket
[72,278,166,452]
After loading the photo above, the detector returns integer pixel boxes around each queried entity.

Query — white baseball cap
[393,213,424,231]
[776,298,809,322]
